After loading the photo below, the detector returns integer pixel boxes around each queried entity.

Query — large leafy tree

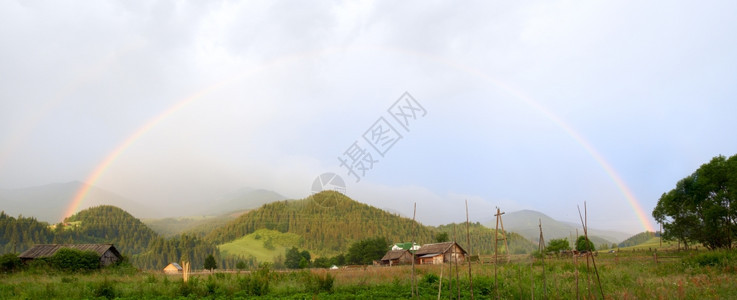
[204,254,217,271]
[653,154,737,250]
[575,236,595,252]
[346,237,389,265]
[546,238,571,253]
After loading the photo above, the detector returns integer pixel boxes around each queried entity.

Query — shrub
[49,248,100,272]
[238,263,271,296]
[684,251,737,268]
[93,278,116,299]
[0,253,22,273]
[422,273,439,285]
[305,272,334,294]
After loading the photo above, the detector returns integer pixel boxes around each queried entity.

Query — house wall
[442,245,465,264]
[164,265,181,273]
[100,250,120,266]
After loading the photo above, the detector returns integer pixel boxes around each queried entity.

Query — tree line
[653,154,737,249]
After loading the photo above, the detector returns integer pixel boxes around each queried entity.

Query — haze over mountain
[208,188,287,215]
[490,209,632,245]
[0,181,155,223]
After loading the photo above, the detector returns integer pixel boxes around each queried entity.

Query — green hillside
[218,229,302,262]
[206,191,437,256]
[618,231,657,248]
[0,211,55,254]
[63,205,159,255]
[433,223,537,255]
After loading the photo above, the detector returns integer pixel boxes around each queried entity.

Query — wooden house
[379,249,413,266]
[163,262,183,274]
[18,244,123,266]
[414,242,467,265]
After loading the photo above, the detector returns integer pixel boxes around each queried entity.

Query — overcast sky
[2,1,736,234]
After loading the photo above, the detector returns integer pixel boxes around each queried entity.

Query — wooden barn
[19,244,123,266]
[379,249,413,266]
[414,242,467,265]
[163,262,183,274]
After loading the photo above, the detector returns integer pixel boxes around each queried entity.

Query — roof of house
[393,242,417,250]
[19,244,122,259]
[381,249,410,261]
[166,262,183,270]
[418,253,442,258]
[415,242,467,256]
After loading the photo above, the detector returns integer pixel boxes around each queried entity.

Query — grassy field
[2,248,736,299]
[218,229,302,262]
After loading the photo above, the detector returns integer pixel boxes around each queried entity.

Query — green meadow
[2,248,736,299]
[218,229,302,262]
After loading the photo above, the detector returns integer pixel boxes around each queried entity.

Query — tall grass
[1,250,736,299]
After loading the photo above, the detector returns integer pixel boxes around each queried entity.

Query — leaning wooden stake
[578,202,604,299]
[454,223,460,299]
[575,254,579,300]
[411,203,417,299]
[466,200,475,299]
[438,257,444,300]
[538,219,547,300]
[182,261,190,283]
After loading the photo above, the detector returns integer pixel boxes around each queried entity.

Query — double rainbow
[61,46,656,232]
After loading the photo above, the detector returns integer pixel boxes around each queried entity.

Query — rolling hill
[0,181,156,223]
[491,210,631,247]
[206,191,538,258]
[205,191,439,256]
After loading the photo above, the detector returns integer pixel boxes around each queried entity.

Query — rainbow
[62,46,656,232]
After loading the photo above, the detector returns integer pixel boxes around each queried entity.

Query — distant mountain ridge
[208,188,287,214]
[0,181,155,223]
[491,209,631,245]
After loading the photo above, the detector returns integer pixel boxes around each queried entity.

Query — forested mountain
[433,222,537,255]
[131,234,225,270]
[0,206,227,270]
[0,212,56,253]
[618,231,658,248]
[63,205,158,255]
[205,191,437,255]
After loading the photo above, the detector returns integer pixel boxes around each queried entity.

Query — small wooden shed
[414,242,467,265]
[164,262,183,274]
[379,249,413,266]
[19,244,123,266]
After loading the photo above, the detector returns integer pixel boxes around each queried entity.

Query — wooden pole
[411,202,417,299]
[539,219,547,300]
[578,202,604,300]
[438,258,443,300]
[494,207,500,297]
[499,210,510,263]
[466,199,474,300]
[454,223,460,300]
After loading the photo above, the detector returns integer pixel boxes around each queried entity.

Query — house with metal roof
[19,244,123,266]
[379,249,413,266]
[414,242,467,265]
[164,262,183,274]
